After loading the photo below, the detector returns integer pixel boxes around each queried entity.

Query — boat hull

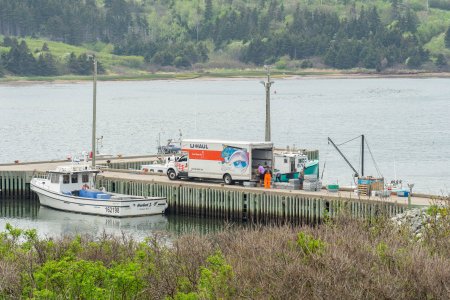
[30,182,167,217]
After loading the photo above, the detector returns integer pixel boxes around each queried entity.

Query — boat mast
[91,56,97,168]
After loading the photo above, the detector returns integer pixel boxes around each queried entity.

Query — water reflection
[0,199,232,240]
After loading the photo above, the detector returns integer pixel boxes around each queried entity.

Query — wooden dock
[0,155,439,223]
[0,155,161,200]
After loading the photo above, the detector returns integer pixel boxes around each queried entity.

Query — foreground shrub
[31,258,108,299]
[296,232,326,256]
[423,204,450,257]
[0,210,448,299]
[172,250,235,300]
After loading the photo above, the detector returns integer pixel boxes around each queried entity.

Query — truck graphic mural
[221,146,249,174]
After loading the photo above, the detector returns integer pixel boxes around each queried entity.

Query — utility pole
[96,136,103,155]
[260,65,274,142]
[407,183,414,208]
[91,56,97,168]
[361,134,365,177]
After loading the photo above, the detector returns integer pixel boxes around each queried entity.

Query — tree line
[0,37,104,77]
[1,0,450,72]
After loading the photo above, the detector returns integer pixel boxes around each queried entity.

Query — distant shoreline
[1,70,450,84]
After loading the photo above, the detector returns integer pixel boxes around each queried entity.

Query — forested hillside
[1,0,450,77]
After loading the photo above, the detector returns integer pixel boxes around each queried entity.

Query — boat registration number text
[105,206,120,214]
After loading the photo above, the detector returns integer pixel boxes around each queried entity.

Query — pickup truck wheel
[168,169,177,180]
[223,174,233,185]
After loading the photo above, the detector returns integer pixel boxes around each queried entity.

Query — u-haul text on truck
[166,139,273,184]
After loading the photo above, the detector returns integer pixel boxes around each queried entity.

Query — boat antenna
[90,54,97,169]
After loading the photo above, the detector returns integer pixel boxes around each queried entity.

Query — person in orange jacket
[264,166,272,189]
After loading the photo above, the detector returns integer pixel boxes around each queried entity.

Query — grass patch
[82,41,114,54]
[1,36,145,70]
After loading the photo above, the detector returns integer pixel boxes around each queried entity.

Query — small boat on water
[157,130,183,154]
[30,158,168,217]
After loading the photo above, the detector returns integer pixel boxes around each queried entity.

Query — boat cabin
[274,153,308,174]
[45,164,99,193]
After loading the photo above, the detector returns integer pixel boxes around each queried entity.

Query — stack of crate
[272,179,301,190]
[357,177,384,196]
[303,178,322,191]
[357,183,369,196]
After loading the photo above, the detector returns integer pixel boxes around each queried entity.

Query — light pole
[260,65,274,142]
[91,56,97,168]
[407,183,414,208]
[96,136,103,155]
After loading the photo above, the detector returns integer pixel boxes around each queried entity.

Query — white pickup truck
[167,139,273,185]
[141,156,179,174]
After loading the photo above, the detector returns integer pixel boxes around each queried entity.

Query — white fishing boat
[31,158,168,217]
[30,57,167,217]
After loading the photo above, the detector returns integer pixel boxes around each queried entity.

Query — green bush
[31,258,108,299]
[296,232,326,255]
[107,262,144,299]
[27,259,144,299]
[426,204,449,217]
[275,56,288,69]
[300,60,313,69]
[172,250,235,300]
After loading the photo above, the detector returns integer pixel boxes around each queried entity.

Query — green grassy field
[1,35,145,72]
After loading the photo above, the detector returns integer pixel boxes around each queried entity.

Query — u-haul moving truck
[166,139,273,184]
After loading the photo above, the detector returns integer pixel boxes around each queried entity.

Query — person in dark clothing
[257,164,265,186]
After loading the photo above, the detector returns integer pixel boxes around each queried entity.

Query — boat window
[82,174,89,183]
[50,174,59,184]
[71,174,78,183]
[63,174,70,184]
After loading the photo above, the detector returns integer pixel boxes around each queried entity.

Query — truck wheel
[223,174,233,185]
[168,169,177,180]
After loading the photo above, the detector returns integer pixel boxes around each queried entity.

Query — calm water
[1,78,449,196]
[0,199,228,239]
